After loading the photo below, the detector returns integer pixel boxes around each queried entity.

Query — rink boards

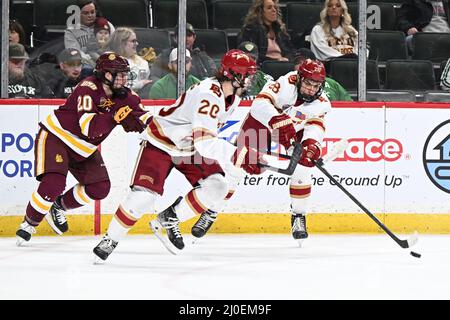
[0,99,449,236]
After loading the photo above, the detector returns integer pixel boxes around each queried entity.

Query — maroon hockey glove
[114,106,146,133]
[268,114,296,150]
[232,145,267,175]
[299,139,321,167]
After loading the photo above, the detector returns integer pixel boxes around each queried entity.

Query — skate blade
[296,239,305,248]
[16,237,27,247]
[149,220,180,256]
[93,255,105,265]
[44,214,64,235]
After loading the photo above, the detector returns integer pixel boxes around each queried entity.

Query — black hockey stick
[259,139,349,176]
[314,159,418,249]
[259,142,303,175]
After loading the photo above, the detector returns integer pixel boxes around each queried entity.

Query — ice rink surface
[1,233,449,300]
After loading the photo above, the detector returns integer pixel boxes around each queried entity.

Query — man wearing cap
[53,48,84,98]
[8,43,54,98]
[148,48,200,99]
[150,22,217,83]
[237,41,274,99]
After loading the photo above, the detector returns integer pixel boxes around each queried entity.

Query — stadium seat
[194,29,229,61]
[385,60,436,90]
[97,0,149,28]
[261,61,295,80]
[33,0,74,41]
[367,30,407,62]
[328,59,380,91]
[423,91,450,102]
[210,1,251,31]
[133,28,171,55]
[412,33,450,63]
[152,0,208,29]
[285,3,322,40]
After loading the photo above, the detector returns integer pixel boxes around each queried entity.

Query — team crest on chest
[98,97,115,112]
[55,154,64,163]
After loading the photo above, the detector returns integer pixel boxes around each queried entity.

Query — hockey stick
[259,142,303,175]
[314,160,418,249]
[259,139,349,175]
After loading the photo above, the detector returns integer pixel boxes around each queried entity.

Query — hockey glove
[232,145,267,175]
[299,139,321,167]
[268,114,296,150]
[114,106,146,133]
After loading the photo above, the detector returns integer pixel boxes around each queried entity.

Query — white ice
[0,233,449,300]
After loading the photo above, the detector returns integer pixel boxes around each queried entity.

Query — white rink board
[0,101,449,216]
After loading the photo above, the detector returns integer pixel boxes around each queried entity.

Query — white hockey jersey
[143,78,239,164]
[250,71,332,144]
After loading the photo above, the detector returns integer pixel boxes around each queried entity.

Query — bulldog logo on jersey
[423,120,450,193]
[55,154,64,163]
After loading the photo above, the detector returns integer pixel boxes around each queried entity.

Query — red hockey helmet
[297,59,326,102]
[95,52,130,75]
[220,49,257,87]
[297,59,326,83]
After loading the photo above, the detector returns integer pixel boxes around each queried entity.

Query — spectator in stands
[440,58,450,90]
[148,48,200,99]
[64,0,114,69]
[150,23,217,83]
[294,48,352,101]
[53,49,84,98]
[106,27,151,94]
[396,0,450,55]
[309,0,358,62]
[9,20,32,54]
[239,0,293,65]
[237,41,274,99]
[8,43,54,98]
[86,17,111,65]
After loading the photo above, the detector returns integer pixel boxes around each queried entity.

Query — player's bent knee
[121,186,157,218]
[85,180,111,200]
[201,173,229,200]
[38,173,67,201]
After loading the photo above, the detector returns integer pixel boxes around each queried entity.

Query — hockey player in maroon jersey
[16,53,151,245]
[92,49,266,260]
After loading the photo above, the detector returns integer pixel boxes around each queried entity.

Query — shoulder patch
[288,74,298,85]
[80,81,98,91]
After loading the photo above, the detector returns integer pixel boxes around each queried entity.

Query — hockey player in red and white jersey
[15,53,150,246]
[93,49,266,260]
[190,59,332,245]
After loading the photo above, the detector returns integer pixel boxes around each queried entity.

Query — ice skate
[291,214,308,247]
[191,209,217,239]
[45,196,68,235]
[93,234,118,263]
[16,221,36,246]
[150,197,184,255]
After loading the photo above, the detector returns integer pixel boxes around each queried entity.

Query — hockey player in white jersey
[93,49,266,260]
[191,59,332,246]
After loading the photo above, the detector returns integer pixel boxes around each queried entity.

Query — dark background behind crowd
[5,0,450,101]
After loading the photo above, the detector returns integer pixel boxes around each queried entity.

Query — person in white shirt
[309,0,358,62]
[106,27,151,93]
[190,59,332,247]
[93,49,265,260]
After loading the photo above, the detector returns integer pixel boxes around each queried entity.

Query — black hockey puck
[410,251,421,258]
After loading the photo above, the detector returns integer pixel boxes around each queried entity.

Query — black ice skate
[16,221,36,246]
[93,234,118,262]
[45,196,68,235]
[291,214,308,247]
[191,209,217,238]
[150,197,185,254]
